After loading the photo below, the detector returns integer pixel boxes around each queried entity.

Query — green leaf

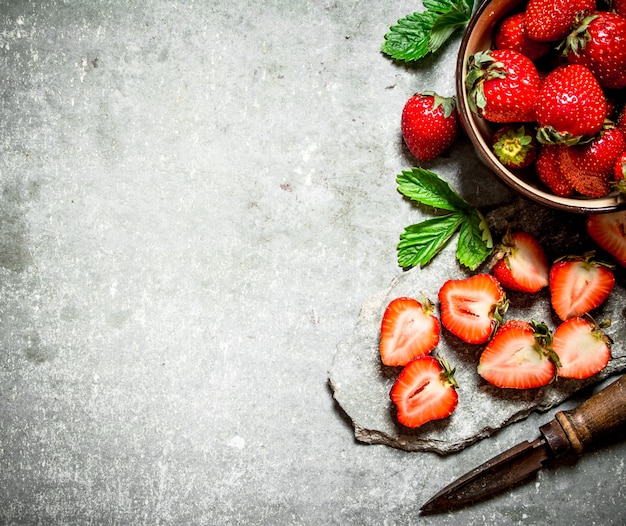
[396,167,471,212]
[456,208,493,270]
[381,0,473,63]
[398,212,466,268]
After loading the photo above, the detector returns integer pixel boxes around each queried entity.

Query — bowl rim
[455,0,624,214]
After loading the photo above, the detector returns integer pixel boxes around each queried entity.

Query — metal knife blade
[420,374,626,514]
[420,437,550,513]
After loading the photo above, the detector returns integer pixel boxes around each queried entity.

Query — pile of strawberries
[401,0,626,199]
[380,230,618,429]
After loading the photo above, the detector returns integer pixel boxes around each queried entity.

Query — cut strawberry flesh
[553,317,611,379]
[439,274,506,344]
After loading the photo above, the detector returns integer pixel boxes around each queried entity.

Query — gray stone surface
[1,1,625,525]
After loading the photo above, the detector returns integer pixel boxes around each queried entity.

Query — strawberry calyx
[421,91,458,119]
[465,51,507,115]
[557,13,600,57]
[492,125,537,168]
[554,250,616,272]
[530,320,562,370]
[436,354,459,389]
[536,125,586,146]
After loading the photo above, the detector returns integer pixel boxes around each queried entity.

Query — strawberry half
[401,92,459,162]
[379,296,441,367]
[552,316,612,379]
[390,355,458,428]
[586,211,626,267]
[549,253,616,321]
[492,231,549,293]
[477,320,558,389]
[438,273,508,344]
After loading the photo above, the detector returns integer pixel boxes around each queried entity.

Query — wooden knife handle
[555,375,626,454]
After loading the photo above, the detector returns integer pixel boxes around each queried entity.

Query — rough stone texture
[1,1,625,525]
[329,201,626,453]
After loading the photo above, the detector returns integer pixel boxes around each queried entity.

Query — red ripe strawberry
[549,253,616,320]
[477,320,557,389]
[535,144,575,196]
[390,355,458,428]
[525,0,595,41]
[616,0,626,18]
[494,12,552,60]
[491,125,538,169]
[535,64,607,143]
[379,296,440,367]
[614,152,626,195]
[563,12,626,89]
[401,92,459,162]
[552,316,612,379]
[465,49,542,123]
[438,273,508,344]
[492,231,549,293]
[617,104,626,137]
[557,126,626,197]
[586,211,626,267]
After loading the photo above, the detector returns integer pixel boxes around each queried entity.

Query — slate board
[329,199,626,454]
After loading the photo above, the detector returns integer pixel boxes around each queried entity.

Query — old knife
[421,374,626,514]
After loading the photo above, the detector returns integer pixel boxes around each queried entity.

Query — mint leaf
[397,167,471,212]
[381,0,473,63]
[398,212,466,268]
[456,208,493,270]
[395,168,493,269]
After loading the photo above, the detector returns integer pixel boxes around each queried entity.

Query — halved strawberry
[491,231,549,293]
[552,316,612,379]
[549,253,616,321]
[438,274,508,344]
[586,211,626,267]
[379,296,440,367]
[477,320,558,389]
[390,355,458,428]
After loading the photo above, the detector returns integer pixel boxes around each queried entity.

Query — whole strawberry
[558,126,626,197]
[535,64,607,143]
[615,151,626,192]
[466,49,541,123]
[401,92,459,162]
[491,125,538,169]
[525,0,595,41]
[535,144,574,196]
[494,12,551,61]
[563,11,626,89]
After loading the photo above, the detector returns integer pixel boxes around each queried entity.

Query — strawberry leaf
[395,168,494,269]
[398,212,466,268]
[382,0,474,63]
[397,167,471,212]
[456,208,493,270]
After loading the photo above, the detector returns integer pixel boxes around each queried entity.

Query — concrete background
[0,1,624,524]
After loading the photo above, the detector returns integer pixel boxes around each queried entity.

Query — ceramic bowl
[455,0,623,214]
